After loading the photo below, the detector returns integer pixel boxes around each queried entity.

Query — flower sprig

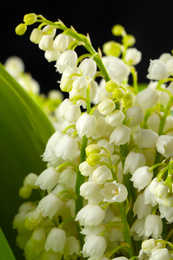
[12,12,173,260]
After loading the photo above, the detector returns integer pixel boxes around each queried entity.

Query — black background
[1,3,173,95]
[1,2,173,258]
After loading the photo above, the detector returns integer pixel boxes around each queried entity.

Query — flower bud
[24,210,42,231]
[79,161,96,176]
[53,34,69,51]
[87,153,101,166]
[23,173,38,188]
[103,41,121,57]
[39,35,53,50]
[112,24,126,36]
[125,48,142,65]
[122,34,136,47]
[121,92,135,108]
[105,80,120,92]
[19,186,32,199]
[112,87,126,99]
[105,110,125,127]
[23,13,37,25]
[73,76,88,91]
[30,28,43,44]
[15,23,27,35]
[92,165,111,185]
[60,77,73,92]
[142,239,157,253]
[85,144,101,156]
[98,99,115,116]
[154,182,168,199]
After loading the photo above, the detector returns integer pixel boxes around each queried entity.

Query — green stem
[37,17,110,82]
[119,203,135,258]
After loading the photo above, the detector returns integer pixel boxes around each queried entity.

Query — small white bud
[98,99,115,116]
[39,35,53,50]
[53,34,69,51]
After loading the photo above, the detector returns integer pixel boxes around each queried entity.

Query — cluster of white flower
[13,13,173,260]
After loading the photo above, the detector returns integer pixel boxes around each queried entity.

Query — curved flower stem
[36,16,110,82]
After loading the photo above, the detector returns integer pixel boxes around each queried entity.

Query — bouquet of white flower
[3,12,173,260]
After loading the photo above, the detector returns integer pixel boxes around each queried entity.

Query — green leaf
[0,63,55,257]
[0,228,16,260]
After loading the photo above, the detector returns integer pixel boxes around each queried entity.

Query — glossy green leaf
[0,228,16,260]
[0,63,55,257]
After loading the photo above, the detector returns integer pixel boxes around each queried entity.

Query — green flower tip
[15,23,27,36]
[23,13,37,25]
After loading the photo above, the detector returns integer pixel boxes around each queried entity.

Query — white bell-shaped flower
[63,236,81,259]
[136,87,159,109]
[35,167,60,191]
[76,113,97,138]
[126,106,144,127]
[130,166,153,191]
[5,56,25,77]
[39,35,53,50]
[133,128,158,149]
[102,56,130,82]
[75,204,105,226]
[143,214,163,239]
[42,131,64,162]
[133,193,152,219]
[79,58,97,81]
[79,161,96,176]
[101,180,128,203]
[30,28,43,44]
[147,59,168,80]
[156,135,173,158]
[73,76,88,91]
[37,193,64,219]
[109,124,131,146]
[149,248,170,260]
[55,50,77,73]
[105,110,125,127]
[80,181,103,204]
[92,165,111,185]
[123,151,146,175]
[53,34,69,51]
[45,227,66,252]
[125,47,142,65]
[82,235,107,258]
[130,218,145,241]
[98,99,116,116]
[159,204,173,223]
[142,238,157,253]
[54,134,78,161]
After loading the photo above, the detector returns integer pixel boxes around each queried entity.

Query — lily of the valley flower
[76,113,97,138]
[45,228,66,252]
[82,235,107,258]
[130,166,153,191]
[75,204,105,226]
[101,180,128,203]
[156,135,173,158]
